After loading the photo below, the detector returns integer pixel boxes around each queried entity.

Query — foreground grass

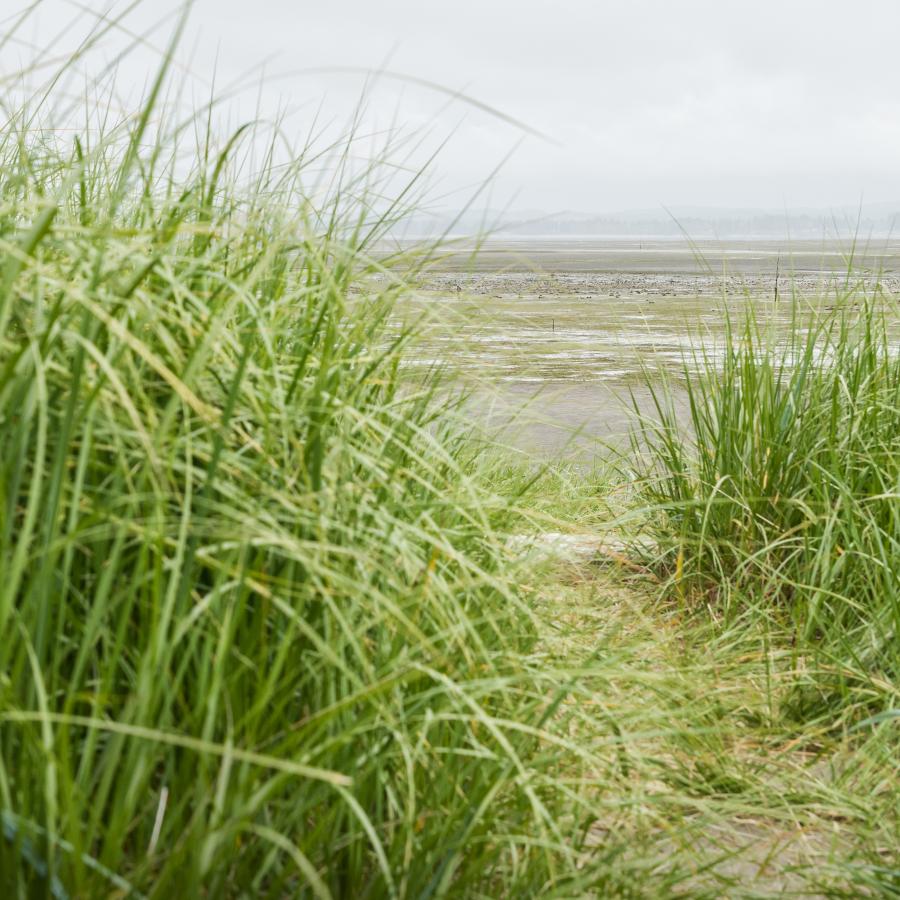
[0,30,634,895]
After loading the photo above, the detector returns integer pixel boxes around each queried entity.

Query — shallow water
[393,240,900,460]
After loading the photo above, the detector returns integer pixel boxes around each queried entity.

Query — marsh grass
[0,13,631,897]
[630,291,900,721]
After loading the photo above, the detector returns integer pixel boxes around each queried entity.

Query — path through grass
[523,541,898,898]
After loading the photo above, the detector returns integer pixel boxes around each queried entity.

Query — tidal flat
[396,238,900,456]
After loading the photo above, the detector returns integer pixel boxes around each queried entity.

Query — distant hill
[398,204,900,239]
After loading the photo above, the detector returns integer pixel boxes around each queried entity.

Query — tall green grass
[0,19,615,897]
[631,294,900,717]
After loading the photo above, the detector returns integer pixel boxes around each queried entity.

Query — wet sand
[420,237,900,277]
[395,239,900,461]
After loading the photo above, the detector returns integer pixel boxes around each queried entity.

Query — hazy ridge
[401,203,900,238]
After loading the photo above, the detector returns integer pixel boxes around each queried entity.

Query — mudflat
[419,237,900,277]
[396,239,900,459]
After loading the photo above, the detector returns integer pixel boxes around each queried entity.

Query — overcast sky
[8,0,900,214]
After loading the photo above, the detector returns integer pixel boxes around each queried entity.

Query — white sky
[8,0,900,213]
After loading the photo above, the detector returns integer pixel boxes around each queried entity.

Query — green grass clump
[631,295,900,716]
[0,29,612,899]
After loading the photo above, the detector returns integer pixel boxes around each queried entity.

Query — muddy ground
[386,240,900,460]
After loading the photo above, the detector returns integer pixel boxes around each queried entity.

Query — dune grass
[0,23,630,897]
[629,292,900,725]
